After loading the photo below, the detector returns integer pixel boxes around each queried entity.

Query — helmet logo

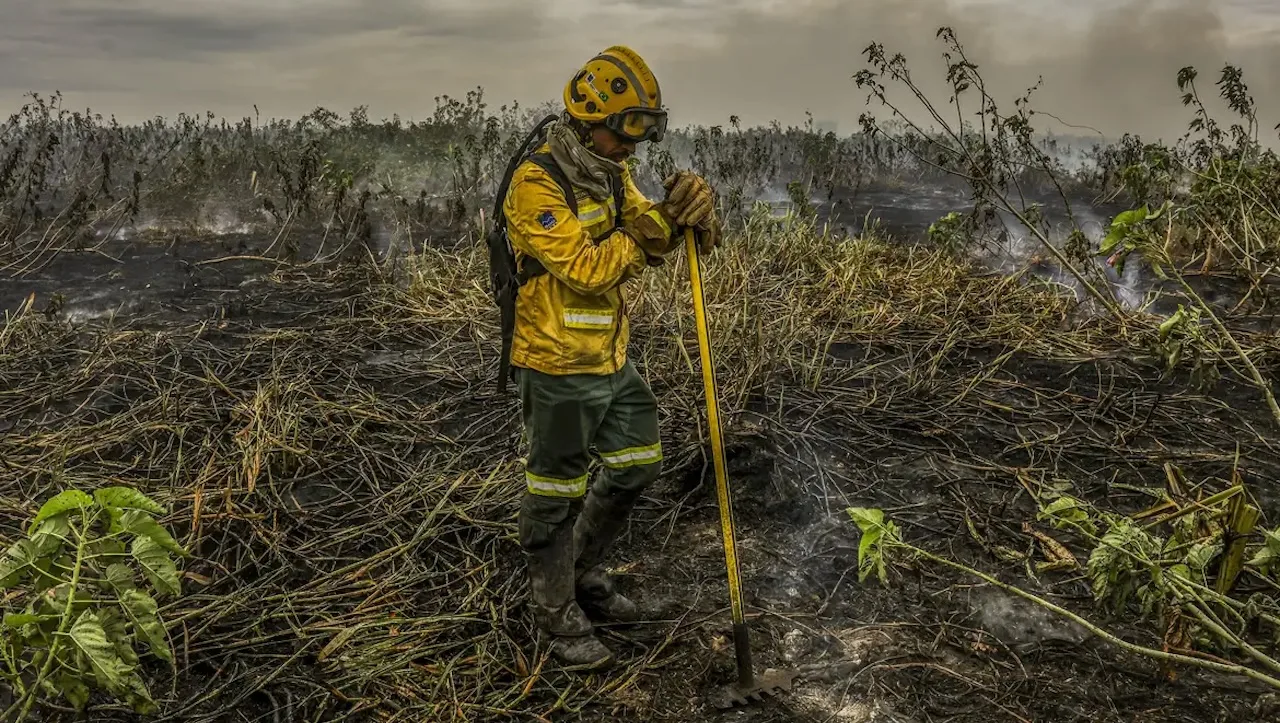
[584,72,611,108]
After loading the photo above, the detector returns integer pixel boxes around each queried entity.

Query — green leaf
[45,583,95,619]
[121,589,173,664]
[1038,496,1090,527]
[122,671,158,714]
[30,489,95,530]
[847,507,885,533]
[90,537,128,567]
[30,515,71,557]
[67,610,135,694]
[0,539,43,589]
[1098,230,1123,255]
[846,507,898,585]
[93,486,165,515]
[3,612,54,628]
[132,536,181,597]
[104,562,136,594]
[57,672,92,711]
[99,607,140,667]
[119,510,187,557]
[1146,199,1174,220]
[1113,206,1151,228]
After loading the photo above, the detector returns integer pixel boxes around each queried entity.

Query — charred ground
[3,218,1278,722]
[6,39,1280,720]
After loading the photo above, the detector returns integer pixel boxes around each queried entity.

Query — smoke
[1,0,1277,142]
[655,0,1280,142]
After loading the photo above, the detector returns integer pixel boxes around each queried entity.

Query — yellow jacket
[503,144,671,376]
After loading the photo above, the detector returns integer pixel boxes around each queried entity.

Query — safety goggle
[604,108,667,143]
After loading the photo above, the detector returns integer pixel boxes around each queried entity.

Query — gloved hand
[662,172,715,228]
[622,204,678,263]
[693,213,722,255]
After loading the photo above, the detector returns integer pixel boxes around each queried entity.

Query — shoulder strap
[491,114,558,230]
[526,153,578,217]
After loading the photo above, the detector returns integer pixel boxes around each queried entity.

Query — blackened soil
[4,232,1280,723]
[596,349,1280,722]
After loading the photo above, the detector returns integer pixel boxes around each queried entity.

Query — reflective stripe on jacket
[503,143,671,376]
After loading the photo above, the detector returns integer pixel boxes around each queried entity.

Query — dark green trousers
[515,360,663,552]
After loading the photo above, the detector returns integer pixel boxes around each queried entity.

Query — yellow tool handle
[685,228,748,635]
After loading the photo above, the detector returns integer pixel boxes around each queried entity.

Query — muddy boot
[573,489,642,623]
[527,514,615,670]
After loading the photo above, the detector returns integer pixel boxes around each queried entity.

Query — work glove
[692,213,722,255]
[662,172,715,228]
[622,204,679,264]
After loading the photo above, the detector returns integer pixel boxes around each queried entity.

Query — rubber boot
[527,513,615,670]
[573,489,642,623]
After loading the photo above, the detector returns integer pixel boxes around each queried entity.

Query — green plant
[848,500,1280,691]
[854,27,1124,320]
[926,211,970,257]
[1099,201,1280,424]
[1,486,187,718]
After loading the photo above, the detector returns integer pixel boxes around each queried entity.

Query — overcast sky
[3,0,1279,141]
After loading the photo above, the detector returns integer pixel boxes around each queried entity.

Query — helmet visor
[607,108,667,143]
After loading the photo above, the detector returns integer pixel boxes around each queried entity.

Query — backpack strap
[516,153,576,283]
[528,152,625,240]
[526,153,579,217]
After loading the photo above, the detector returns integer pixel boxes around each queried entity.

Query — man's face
[589,125,637,163]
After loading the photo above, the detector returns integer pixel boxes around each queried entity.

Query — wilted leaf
[1023,522,1079,570]
[132,536,180,597]
[1184,540,1223,578]
[31,489,95,530]
[94,486,165,515]
[57,672,92,711]
[1247,545,1277,571]
[121,589,173,664]
[122,671,158,714]
[99,607,140,667]
[68,610,135,693]
[992,545,1027,562]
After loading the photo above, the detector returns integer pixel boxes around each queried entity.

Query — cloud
[658,0,1280,140]
[0,0,1277,141]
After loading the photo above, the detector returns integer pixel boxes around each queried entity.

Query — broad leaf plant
[1,486,186,718]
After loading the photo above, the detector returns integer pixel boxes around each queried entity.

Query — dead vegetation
[3,27,1280,723]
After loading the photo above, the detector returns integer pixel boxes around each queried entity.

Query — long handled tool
[684,228,795,709]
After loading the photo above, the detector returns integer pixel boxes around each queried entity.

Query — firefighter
[501,45,720,668]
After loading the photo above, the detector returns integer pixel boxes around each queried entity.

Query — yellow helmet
[563,45,667,143]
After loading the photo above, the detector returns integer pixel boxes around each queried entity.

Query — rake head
[712,668,797,709]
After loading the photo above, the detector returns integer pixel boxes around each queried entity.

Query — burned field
[3,211,1279,722]
[6,43,1280,720]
